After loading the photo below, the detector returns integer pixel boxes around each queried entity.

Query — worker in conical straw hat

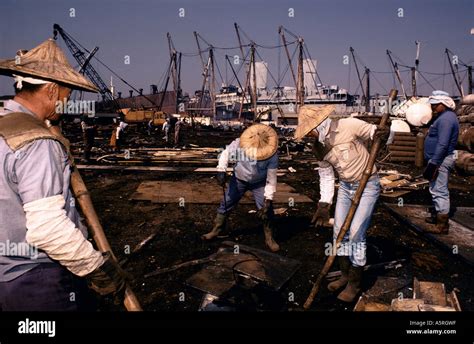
[295,105,389,302]
[0,39,126,311]
[202,123,280,252]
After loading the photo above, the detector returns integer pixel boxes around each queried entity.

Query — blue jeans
[429,154,455,215]
[333,175,380,267]
[217,175,269,214]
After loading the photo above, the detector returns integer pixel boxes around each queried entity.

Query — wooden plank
[384,204,474,266]
[413,278,447,306]
[389,157,416,162]
[388,151,415,157]
[130,181,314,204]
[380,190,412,198]
[77,165,287,175]
[418,305,456,312]
[391,299,424,311]
[389,141,416,147]
[388,145,417,152]
[447,291,462,311]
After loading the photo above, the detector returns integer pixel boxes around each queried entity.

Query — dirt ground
[67,122,474,312]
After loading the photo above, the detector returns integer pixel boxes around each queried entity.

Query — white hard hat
[406,102,432,127]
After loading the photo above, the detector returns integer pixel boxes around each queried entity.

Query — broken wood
[144,251,221,278]
[413,278,447,306]
[391,299,425,311]
[120,230,160,267]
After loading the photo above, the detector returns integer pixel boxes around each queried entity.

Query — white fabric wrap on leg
[264,168,277,200]
[23,195,104,276]
[317,162,335,204]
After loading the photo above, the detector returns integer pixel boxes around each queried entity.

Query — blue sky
[0,0,473,98]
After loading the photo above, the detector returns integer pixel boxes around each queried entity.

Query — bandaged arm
[24,195,104,276]
[317,161,335,204]
[14,140,104,277]
[264,168,277,200]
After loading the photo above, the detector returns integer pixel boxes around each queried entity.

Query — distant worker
[110,118,128,152]
[174,118,183,147]
[202,124,280,252]
[81,116,96,162]
[295,105,389,302]
[0,39,125,311]
[147,118,155,136]
[423,90,459,234]
[162,118,170,144]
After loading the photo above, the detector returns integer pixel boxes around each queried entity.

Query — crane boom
[53,24,121,113]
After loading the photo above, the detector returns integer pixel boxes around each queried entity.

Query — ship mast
[279,26,298,99]
[297,37,305,110]
[386,50,408,100]
[445,48,465,97]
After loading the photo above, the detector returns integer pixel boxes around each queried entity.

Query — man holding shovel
[0,39,125,311]
[295,105,389,302]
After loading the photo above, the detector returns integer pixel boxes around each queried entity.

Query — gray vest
[0,112,84,282]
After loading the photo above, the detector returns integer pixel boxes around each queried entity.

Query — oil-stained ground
[66,122,474,311]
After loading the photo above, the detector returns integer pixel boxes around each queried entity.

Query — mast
[250,44,257,117]
[414,41,420,97]
[210,48,216,119]
[350,47,366,106]
[365,68,370,113]
[445,48,464,97]
[167,32,177,95]
[234,23,245,61]
[193,31,205,70]
[279,26,298,95]
[387,50,408,100]
[176,52,182,113]
[297,38,305,109]
[225,55,245,92]
[411,67,417,97]
[468,65,473,94]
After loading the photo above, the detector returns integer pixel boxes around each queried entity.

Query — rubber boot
[425,210,437,224]
[424,213,449,234]
[202,213,227,240]
[327,256,351,292]
[263,220,280,252]
[337,265,362,302]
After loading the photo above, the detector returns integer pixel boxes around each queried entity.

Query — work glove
[311,202,330,227]
[216,172,227,186]
[257,199,273,221]
[373,125,390,142]
[85,252,126,302]
[423,162,439,182]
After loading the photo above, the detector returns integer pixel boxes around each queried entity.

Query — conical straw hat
[294,105,335,140]
[239,123,278,161]
[0,39,98,93]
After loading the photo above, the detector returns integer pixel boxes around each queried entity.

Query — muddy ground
[66,122,474,312]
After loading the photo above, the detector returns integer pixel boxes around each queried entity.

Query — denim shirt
[424,110,459,165]
[218,138,278,184]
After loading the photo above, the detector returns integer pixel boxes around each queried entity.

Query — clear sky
[0,0,473,98]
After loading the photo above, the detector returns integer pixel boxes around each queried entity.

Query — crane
[53,24,121,113]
